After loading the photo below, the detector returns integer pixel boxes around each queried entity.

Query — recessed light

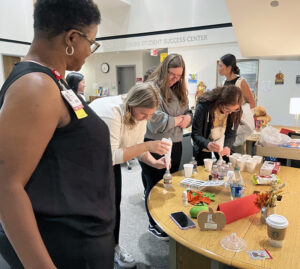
[270,0,279,7]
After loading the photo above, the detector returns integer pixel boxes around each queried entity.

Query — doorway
[2,55,21,80]
[116,65,136,94]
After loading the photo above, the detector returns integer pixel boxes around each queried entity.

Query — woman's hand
[207,142,221,152]
[146,140,171,155]
[178,114,191,129]
[174,116,184,127]
[220,146,230,157]
[153,157,172,169]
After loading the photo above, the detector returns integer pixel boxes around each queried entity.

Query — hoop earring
[66,46,74,56]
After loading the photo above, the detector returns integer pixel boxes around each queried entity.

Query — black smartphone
[170,211,196,230]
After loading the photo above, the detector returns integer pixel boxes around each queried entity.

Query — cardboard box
[260,161,280,176]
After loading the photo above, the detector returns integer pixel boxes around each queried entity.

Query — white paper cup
[242,154,251,160]
[232,153,242,158]
[246,159,257,173]
[236,158,246,172]
[204,158,214,172]
[229,155,237,168]
[183,163,193,178]
[266,214,288,248]
[253,155,263,166]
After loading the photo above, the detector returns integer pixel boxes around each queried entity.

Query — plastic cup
[183,163,193,178]
[229,155,237,168]
[246,159,257,173]
[266,214,288,248]
[232,153,242,158]
[236,158,246,172]
[204,158,214,172]
[242,154,251,160]
[253,155,263,166]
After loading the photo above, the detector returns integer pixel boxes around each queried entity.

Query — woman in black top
[192,85,243,165]
[66,72,86,101]
[0,1,115,269]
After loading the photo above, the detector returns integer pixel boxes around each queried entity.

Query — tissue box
[260,161,280,176]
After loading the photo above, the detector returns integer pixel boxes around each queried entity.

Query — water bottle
[163,170,172,188]
[211,165,219,180]
[230,167,244,198]
[182,190,188,206]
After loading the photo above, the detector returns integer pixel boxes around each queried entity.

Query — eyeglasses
[222,106,240,114]
[168,71,182,80]
[73,30,100,53]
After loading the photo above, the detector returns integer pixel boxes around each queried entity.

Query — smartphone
[170,211,196,230]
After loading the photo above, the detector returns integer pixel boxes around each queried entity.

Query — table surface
[148,165,300,269]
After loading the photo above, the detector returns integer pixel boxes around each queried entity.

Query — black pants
[0,222,114,269]
[140,139,182,226]
[113,164,122,245]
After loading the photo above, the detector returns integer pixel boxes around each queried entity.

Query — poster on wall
[160,53,168,63]
[275,72,284,85]
[188,73,198,84]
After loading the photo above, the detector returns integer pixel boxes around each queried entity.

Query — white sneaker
[114,245,136,268]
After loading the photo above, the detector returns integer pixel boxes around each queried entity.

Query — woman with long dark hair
[192,85,243,165]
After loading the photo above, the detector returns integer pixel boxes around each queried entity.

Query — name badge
[60,82,88,119]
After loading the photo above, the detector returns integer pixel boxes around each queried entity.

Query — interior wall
[80,50,145,98]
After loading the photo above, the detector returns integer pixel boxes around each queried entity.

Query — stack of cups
[229,155,237,168]
[246,158,257,173]
[236,158,246,172]
[253,155,263,167]
[266,214,289,248]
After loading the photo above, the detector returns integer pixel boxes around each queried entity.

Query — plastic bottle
[211,165,219,180]
[230,167,244,198]
[190,157,198,174]
[182,190,188,206]
[163,170,172,188]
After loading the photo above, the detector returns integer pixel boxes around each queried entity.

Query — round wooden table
[148,165,299,269]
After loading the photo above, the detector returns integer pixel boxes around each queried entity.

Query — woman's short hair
[66,72,84,94]
[198,85,243,124]
[123,82,160,128]
[34,0,100,38]
[220,54,240,75]
[147,53,188,106]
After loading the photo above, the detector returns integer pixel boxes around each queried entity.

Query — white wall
[80,50,145,98]
[0,0,33,86]
[257,60,300,127]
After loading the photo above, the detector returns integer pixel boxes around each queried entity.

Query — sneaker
[148,224,169,241]
[114,245,136,268]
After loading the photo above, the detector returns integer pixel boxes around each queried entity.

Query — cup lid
[266,214,288,229]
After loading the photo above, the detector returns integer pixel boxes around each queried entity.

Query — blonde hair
[123,82,160,128]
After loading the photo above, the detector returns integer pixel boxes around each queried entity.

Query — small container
[182,190,188,206]
[163,170,172,188]
[211,165,219,180]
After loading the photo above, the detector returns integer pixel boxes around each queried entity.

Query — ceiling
[94,0,131,9]
[226,0,300,59]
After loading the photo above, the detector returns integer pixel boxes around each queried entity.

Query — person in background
[218,54,256,109]
[89,82,170,268]
[0,1,115,268]
[66,72,86,101]
[140,53,192,240]
[218,54,256,149]
[192,85,243,165]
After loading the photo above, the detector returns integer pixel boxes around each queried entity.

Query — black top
[224,77,239,86]
[0,62,115,236]
[191,101,238,157]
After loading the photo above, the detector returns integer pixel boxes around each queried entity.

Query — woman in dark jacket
[192,85,243,165]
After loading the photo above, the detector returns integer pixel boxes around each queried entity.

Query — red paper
[217,194,259,224]
[280,128,295,135]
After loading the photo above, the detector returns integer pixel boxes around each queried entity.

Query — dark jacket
[191,101,238,158]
